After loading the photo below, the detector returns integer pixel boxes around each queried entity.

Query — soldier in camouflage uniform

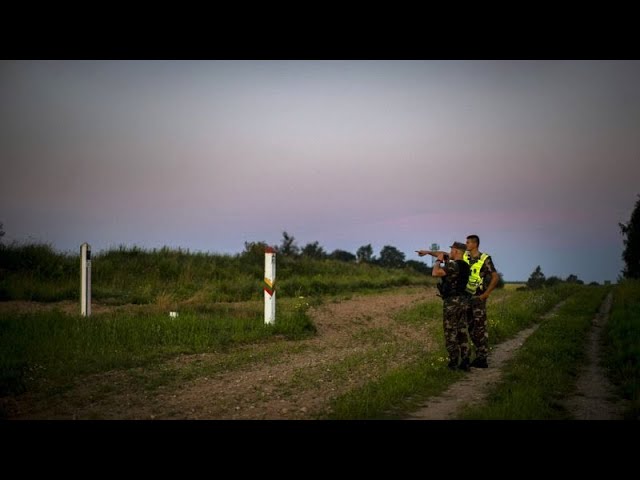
[430,242,472,371]
[462,235,500,368]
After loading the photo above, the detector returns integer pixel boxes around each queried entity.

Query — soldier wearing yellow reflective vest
[463,234,500,368]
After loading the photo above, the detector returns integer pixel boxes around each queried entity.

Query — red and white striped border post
[264,246,276,324]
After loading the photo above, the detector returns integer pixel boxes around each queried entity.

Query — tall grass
[326,284,578,419]
[0,243,77,301]
[458,285,609,419]
[0,300,315,397]
[0,243,432,304]
[603,279,640,419]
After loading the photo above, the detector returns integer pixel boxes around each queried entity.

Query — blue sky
[2,60,639,282]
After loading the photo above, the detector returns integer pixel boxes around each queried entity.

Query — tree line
[524,265,593,289]
[243,231,431,275]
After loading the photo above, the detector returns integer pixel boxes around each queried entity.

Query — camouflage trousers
[443,295,470,364]
[467,296,489,360]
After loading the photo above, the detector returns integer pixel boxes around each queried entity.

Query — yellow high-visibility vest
[463,252,489,295]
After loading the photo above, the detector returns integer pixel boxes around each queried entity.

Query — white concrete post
[264,246,276,324]
[80,243,91,317]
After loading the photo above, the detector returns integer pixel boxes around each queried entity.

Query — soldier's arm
[416,250,448,258]
[479,257,500,300]
[433,259,458,278]
[480,272,500,299]
[432,260,447,277]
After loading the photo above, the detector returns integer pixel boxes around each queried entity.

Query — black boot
[470,357,488,368]
[458,357,471,371]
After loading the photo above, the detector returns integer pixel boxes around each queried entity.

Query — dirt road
[406,293,626,420]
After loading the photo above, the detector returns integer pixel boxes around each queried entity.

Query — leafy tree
[243,240,268,254]
[0,221,4,245]
[237,241,270,274]
[527,265,546,289]
[496,272,505,289]
[279,231,299,257]
[378,245,406,269]
[566,274,583,284]
[301,241,326,259]
[329,249,356,262]
[620,194,640,279]
[241,241,269,260]
[545,275,562,287]
[356,244,374,263]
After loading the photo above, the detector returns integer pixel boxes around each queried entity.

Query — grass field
[0,298,316,398]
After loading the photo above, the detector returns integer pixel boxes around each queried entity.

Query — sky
[1,60,639,283]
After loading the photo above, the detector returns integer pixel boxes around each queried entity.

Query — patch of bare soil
[405,300,567,420]
[563,292,628,420]
[4,287,438,420]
